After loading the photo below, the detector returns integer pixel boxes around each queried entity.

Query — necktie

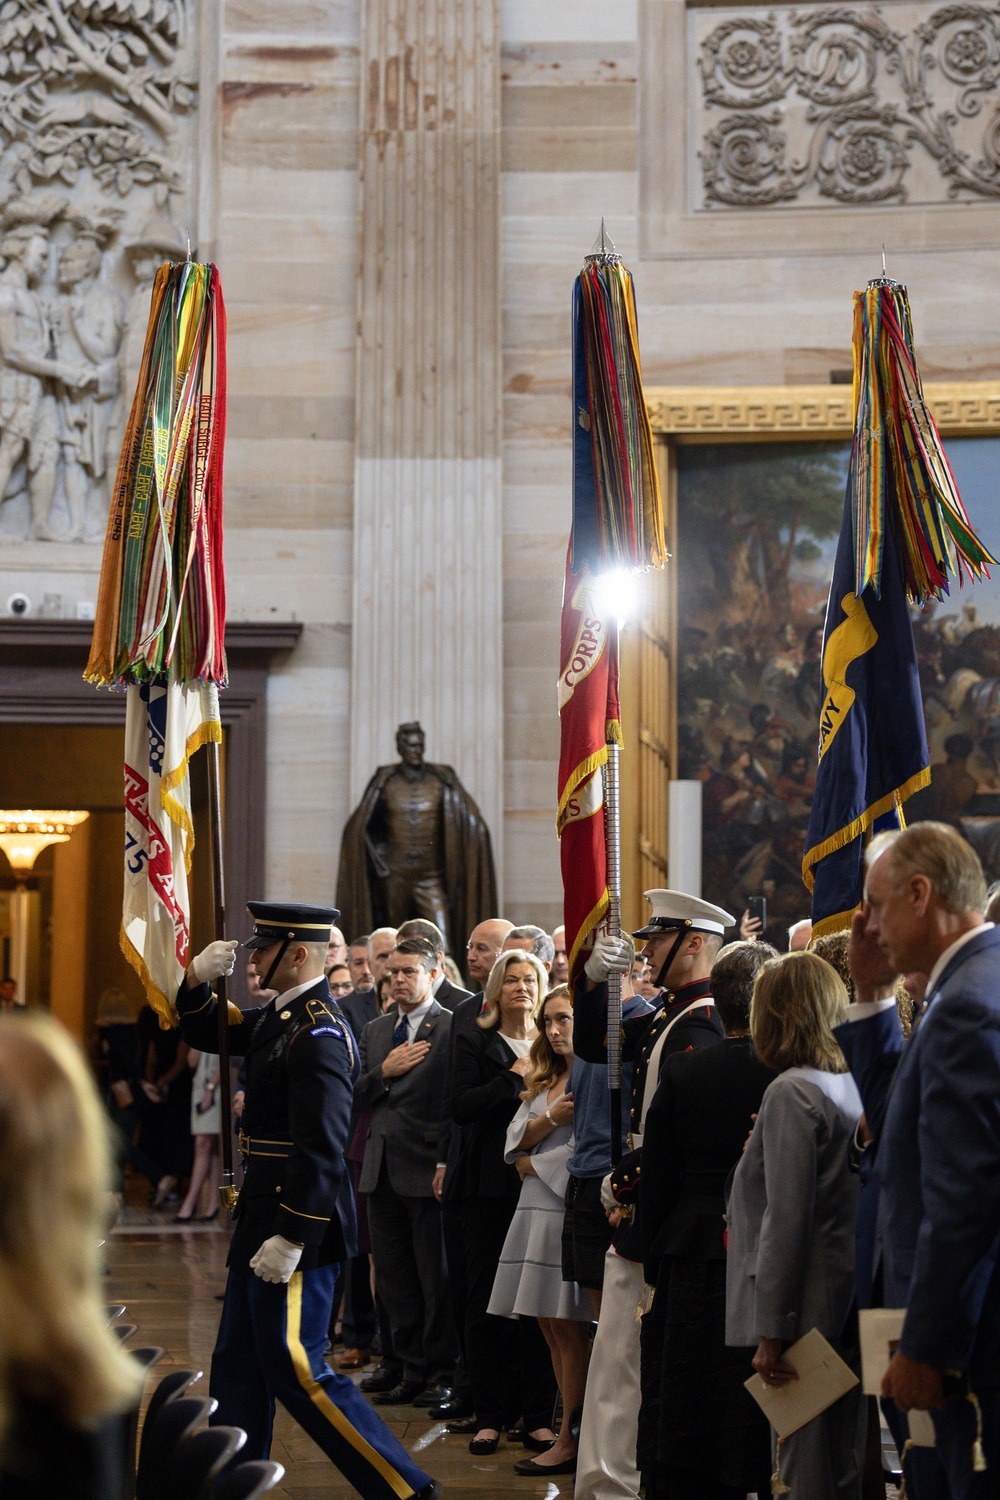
[392,1014,409,1048]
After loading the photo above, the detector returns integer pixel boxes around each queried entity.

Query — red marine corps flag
[557,560,621,983]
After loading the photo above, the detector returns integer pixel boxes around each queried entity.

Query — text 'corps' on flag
[557,558,621,985]
[122,677,220,1023]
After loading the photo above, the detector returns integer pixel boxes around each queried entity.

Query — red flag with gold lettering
[557,554,621,985]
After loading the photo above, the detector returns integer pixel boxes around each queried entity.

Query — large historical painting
[676,436,1000,941]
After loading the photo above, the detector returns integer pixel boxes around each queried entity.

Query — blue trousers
[211,1266,433,1500]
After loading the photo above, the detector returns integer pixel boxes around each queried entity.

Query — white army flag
[122,675,221,1024]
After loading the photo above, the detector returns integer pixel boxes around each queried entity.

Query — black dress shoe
[446,1415,479,1434]
[413,1383,452,1409]
[432,1395,474,1420]
[522,1434,556,1453]
[360,1365,404,1394]
[414,1484,441,1500]
[372,1379,425,1406]
[469,1433,500,1456]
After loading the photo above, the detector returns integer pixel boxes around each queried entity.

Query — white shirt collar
[268,975,323,1010]
[397,994,435,1037]
[924,922,993,1001]
[431,972,445,995]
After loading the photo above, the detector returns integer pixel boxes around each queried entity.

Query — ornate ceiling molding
[645,381,1000,437]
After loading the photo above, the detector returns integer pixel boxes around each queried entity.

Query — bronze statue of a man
[336,722,497,960]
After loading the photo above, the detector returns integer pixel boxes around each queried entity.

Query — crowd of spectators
[80,819,1000,1499]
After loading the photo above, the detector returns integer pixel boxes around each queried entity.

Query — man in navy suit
[835,822,1000,1498]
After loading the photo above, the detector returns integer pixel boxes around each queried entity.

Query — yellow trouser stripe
[284,1273,413,1499]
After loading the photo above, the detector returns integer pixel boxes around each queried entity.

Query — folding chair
[214,1460,285,1500]
[135,1394,215,1500]
[160,1426,245,1500]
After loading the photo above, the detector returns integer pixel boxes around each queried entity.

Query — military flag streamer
[85,259,227,688]
[803,277,996,935]
[571,249,665,575]
[557,557,621,984]
[123,678,221,1020]
[85,258,228,1024]
[850,281,994,603]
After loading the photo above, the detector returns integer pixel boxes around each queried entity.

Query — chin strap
[261,937,293,995]
[654,928,690,991]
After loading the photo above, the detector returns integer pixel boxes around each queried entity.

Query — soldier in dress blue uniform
[178,902,439,1500]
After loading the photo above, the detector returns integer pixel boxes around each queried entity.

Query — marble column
[351,0,504,875]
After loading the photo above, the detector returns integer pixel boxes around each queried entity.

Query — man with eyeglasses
[353,937,459,1409]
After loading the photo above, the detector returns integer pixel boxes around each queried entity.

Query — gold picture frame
[618,382,1000,929]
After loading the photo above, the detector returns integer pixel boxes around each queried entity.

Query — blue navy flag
[803,482,930,935]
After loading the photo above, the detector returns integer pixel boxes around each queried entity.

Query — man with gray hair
[836,821,1000,1495]
[787,918,812,951]
[502,924,555,972]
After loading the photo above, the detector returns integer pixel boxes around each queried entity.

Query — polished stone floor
[105,1222,571,1500]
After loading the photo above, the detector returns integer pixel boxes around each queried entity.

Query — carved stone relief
[0,0,197,542]
[690,3,1000,210]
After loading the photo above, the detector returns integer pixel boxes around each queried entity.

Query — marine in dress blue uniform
[177,902,437,1500]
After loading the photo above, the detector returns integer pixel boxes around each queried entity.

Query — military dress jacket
[175,976,359,1273]
[574,975,722,1260]
[573,974,723,1139]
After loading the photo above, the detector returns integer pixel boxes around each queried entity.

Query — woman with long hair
[173,1048,222,1223]
[489,984,591,1476]
[0,1012,142,1495]
[726,951,866,1500]
[450,950,558,1457]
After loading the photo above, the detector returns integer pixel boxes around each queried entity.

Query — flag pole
[207,734,237,1215]
[605,716,623,1166]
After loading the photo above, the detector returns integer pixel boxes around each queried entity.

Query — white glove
[250,1235,303,1284]
[600,1172,617,1213]
[191,939,239,985]
[585,933,633,983]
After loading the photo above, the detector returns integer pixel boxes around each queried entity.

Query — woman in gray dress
[726,951,866,1500]
[489,984,591,1476]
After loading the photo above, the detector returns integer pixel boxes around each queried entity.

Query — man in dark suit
[355,936,458,1407]
[340,934,379,1043]
[398,918,472,1012]
[837,822,1000,1497]
[177,904,438,1500]
[428,916,514,1422]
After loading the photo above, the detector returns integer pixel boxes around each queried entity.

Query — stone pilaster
[351,0,504,873]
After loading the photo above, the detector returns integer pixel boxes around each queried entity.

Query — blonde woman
[451,950,557,1456]
[0,1013,142,1494]
[488,984,591,1476]
[726,952,866,1500]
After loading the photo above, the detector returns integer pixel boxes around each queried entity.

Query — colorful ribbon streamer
[573,257,665,573]
[86,261,228,687]
[850,281,995,603]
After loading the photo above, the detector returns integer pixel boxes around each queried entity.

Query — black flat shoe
[522,1434,557,1453]
[197,1209,219,1222]
[172,1213,194,1224]
[513,1455,577,1476]
[469,1433,500,1456]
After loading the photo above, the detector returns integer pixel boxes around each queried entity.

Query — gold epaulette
[227,1000,243,1024]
